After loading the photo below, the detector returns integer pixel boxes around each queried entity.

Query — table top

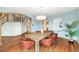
[26,32,52,41]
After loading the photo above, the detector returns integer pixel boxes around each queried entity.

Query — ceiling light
[36,15,47,20]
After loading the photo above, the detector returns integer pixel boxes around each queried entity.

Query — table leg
[35,40,39,52]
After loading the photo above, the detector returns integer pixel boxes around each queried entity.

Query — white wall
[1,22,25,36]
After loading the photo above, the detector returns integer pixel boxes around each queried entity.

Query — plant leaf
[69,29,79,37]
[65,24,71,29]
[71,20,79,28]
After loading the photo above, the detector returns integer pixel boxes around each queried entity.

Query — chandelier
[36,15,47,20]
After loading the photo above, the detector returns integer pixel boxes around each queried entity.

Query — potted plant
[65,20,79,42]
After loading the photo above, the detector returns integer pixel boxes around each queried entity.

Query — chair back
[40,38,52,47]
[21,39,35,49]
[51,34,57,40]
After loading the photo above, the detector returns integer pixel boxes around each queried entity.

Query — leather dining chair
[50,34,58,42]
[20,37,35,50]
[40,38,53,47]
[40,34,58,47]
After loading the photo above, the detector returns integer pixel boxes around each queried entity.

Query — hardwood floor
[40,38,79,52]
[0,43,35,52]
[69,41,79,52]
[0,37,79,52]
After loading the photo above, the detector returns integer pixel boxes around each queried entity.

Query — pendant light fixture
[36,7,47,20]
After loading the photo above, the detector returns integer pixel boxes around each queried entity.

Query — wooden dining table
[26,32,52,52]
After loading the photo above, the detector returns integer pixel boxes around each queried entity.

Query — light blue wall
[31,9,78,32]
[31,16,43,32]
[47,9,79,41]
[48,9,78,31]
[31,9,79,41]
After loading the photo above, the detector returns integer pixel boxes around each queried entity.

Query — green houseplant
[65,20,79,41]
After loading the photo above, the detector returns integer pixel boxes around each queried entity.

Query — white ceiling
[0,7,77,17]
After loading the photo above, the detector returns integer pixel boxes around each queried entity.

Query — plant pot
[69,39,74,42]
[69,40,74,43]
[69,37,74,42]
